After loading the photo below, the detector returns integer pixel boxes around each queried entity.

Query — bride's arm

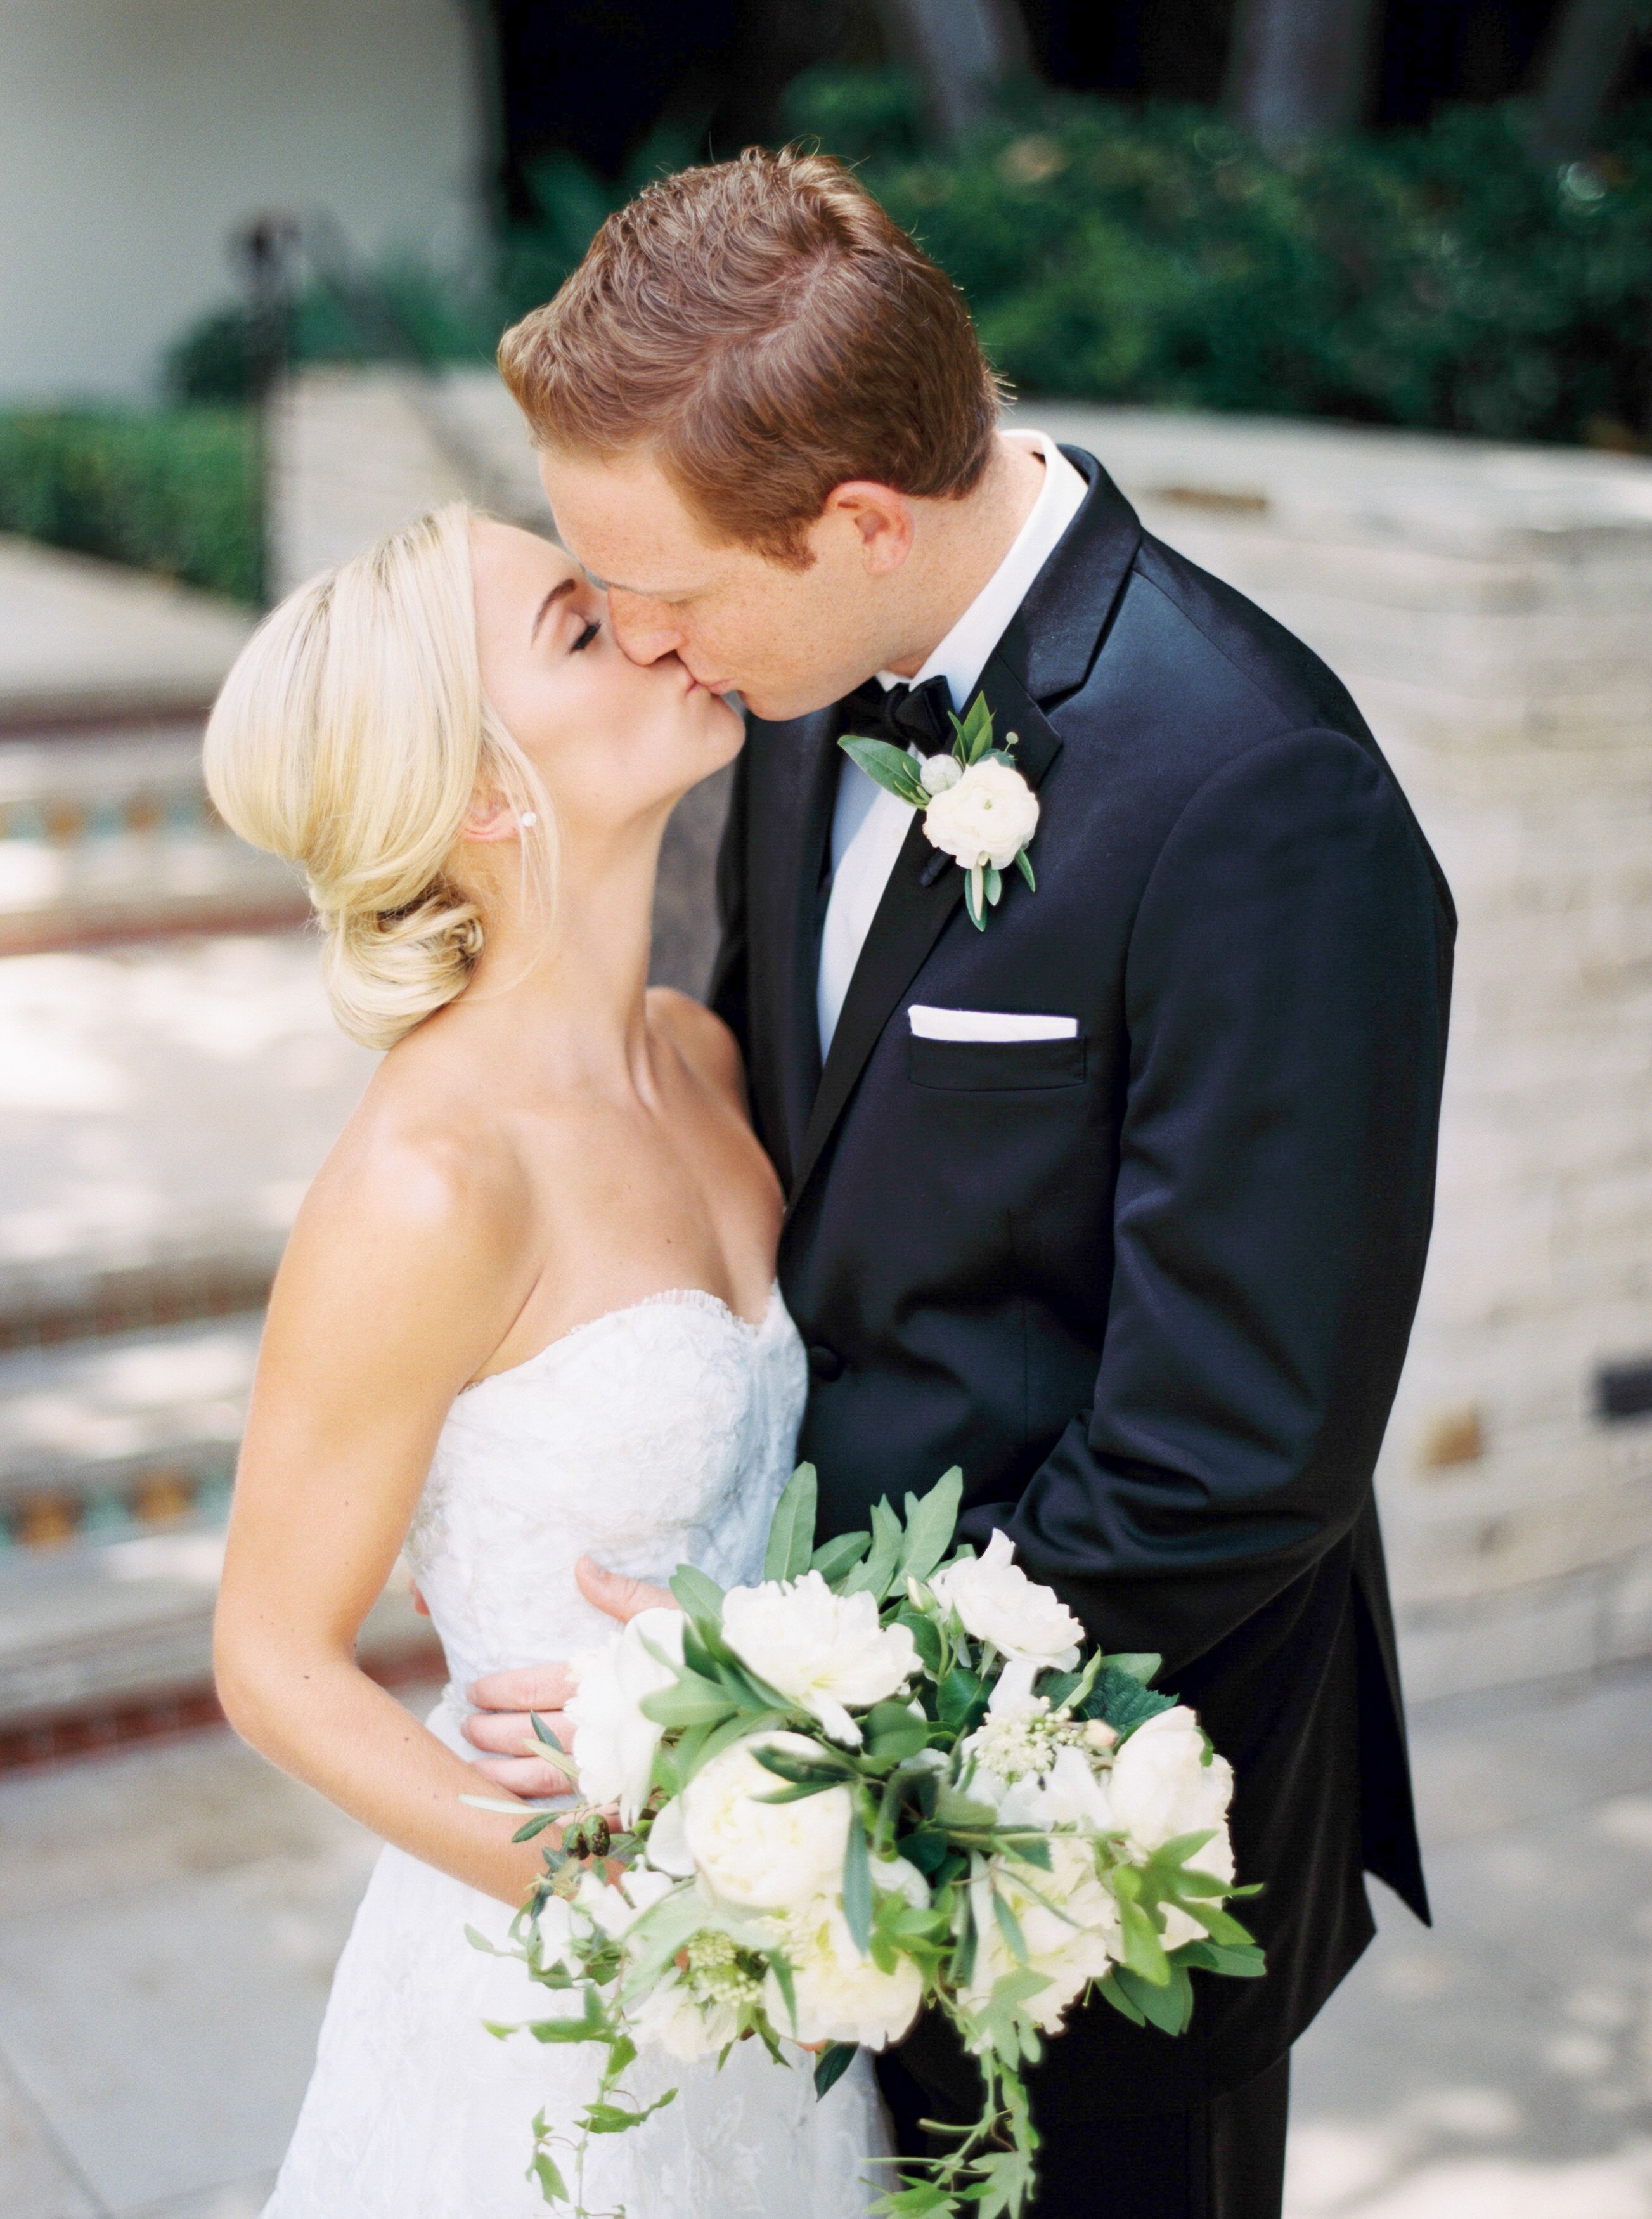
[214,1129,550,1909]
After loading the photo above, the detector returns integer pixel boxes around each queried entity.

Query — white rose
[628,1969,741,2062]
[565,1607,685,1827]
[922,758,1039,870]
[959,1840,1119,2037]
[930,1530,1082,1666]
[680,1733,852,1910]
[765,1901,924,2048]
[721,1572,919,1746]
[920,751,963,795]
[1104,1706,1235,1948]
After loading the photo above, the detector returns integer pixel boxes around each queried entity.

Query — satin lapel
[760,708,841,1185]
[785,652,1062,1217]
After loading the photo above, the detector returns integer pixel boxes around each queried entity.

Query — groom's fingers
[462,1704,574,1758]
[575,1555,676,1624]
[469,1753,571,1795]
[466,1663,577,1714]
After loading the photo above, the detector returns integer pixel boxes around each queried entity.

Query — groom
[467,148,1453,2217]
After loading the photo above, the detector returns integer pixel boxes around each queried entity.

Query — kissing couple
[208,147,1452,2219]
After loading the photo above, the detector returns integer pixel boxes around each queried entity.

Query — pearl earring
[519,810,538,829]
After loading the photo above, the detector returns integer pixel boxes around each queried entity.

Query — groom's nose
[607,590,686,668]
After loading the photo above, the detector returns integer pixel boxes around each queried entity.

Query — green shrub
[0,407,262,604]
[785,70,1652,448]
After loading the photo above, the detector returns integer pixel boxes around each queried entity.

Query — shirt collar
[874,430,1089,712]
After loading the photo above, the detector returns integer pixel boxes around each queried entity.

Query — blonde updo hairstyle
[205,504,553,1050]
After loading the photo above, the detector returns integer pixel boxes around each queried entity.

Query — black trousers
[875,2048,1291,2219]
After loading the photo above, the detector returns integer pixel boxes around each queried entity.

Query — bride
[205,505,891,2215]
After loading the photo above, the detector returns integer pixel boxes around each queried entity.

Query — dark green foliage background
[785,72,1652,449]
[4,75,1648,604]
[0,406,263,604]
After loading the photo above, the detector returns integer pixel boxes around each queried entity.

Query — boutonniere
[839,691,1038,930]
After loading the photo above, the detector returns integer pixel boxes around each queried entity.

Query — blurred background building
[1,4,1650,2215]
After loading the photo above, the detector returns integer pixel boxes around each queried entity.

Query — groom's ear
[820,482,915,577]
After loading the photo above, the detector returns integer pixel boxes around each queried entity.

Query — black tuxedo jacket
[709,449,1454,2118]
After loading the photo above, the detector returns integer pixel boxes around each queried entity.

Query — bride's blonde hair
[205,504,553,1050]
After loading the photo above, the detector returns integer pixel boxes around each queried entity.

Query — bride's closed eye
[570,618,601,654]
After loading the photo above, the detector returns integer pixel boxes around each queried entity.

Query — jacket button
[808,1343,844,1382]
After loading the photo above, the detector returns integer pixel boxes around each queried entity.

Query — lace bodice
[406,1284,806,1701]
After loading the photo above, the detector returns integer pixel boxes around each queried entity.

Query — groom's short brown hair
[498,148,1002,567]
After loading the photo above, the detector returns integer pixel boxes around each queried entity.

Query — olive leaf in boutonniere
[838,690,1039,930]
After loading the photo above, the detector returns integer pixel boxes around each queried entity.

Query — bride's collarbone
[461,1125,778,1385]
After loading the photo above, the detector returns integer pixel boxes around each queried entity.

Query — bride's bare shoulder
[273,1030,533,1362]
[645,987,747,1110]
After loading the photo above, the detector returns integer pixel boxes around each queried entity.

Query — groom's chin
[740,680,843,725]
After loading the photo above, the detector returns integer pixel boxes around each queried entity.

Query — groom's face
[538,446,899,722]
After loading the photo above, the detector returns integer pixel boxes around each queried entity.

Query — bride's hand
[463,1556,677,1792]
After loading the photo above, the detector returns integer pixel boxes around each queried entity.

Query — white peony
[991,1741,1113,1833]
[765,1901,924,2048]
[527,1892,582,1975]
[680,1733,853,1911]
[1104,1706,1236,1950]
[721,1572,919,1745]
[628,1969,742,2062]
[930,1530,1082,1667]
[922,757,1039,870]
[919,751,963,795]
[565,1607,686,1827]
[959,1839,1120,2037]
[572,1862,679,1941]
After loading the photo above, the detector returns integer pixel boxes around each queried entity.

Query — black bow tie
[839,673,955,754]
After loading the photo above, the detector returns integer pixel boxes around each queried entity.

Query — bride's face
[468,520,741,841]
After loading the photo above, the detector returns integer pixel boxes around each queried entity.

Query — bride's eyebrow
[529,578,579,640]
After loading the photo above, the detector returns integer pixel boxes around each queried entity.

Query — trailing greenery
[784,70,1652,450]
[0,406,262,604]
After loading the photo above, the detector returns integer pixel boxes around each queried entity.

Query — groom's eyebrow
[529,578,579,640]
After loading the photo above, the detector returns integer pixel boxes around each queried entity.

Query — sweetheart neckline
[457,1281,785,1397]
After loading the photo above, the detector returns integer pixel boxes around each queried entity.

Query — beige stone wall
[1032,403,1652,1698]
[273,372,1652,1695]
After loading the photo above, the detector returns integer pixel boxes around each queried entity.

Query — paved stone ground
[0,1661,1646,2218]
[0,540,250,730]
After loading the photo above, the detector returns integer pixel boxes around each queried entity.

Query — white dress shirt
[815,430,1088,1056]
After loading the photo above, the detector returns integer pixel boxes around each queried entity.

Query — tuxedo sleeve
[959,726,1452,1678]
[707,737,752,1058]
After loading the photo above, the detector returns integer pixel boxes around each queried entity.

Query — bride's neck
[457,822,663,1084]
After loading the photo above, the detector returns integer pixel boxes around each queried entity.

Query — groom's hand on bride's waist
[463,1554,678,1794]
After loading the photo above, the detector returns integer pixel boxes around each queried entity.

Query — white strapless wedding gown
[265,1285,892,2218]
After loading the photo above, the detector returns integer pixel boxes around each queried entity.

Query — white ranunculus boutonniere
[841,690,1038,930]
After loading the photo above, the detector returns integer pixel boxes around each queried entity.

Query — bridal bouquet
[472,1467,1262,2218]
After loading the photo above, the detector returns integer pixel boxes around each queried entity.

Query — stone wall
[1026,403,1652,1698]
[271,370,1652,1695]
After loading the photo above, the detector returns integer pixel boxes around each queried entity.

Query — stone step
[0,724,306,955]
[0,1308,445,1737]
[0,1519,437,1739]
[0,1312,260,1537]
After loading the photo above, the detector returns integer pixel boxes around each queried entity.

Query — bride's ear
[460,794,526,845]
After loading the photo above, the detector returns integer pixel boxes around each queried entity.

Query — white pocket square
[908,1005,1079,1044]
